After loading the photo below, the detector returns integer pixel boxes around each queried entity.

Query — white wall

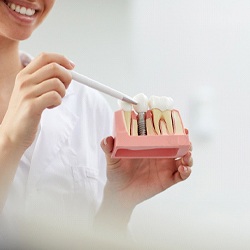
[21,0,250,249]
[129,1,250,249]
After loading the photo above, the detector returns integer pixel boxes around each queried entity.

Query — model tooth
[146,111,157,135]
[133,93,148,113]
[131,111,138,136]
[161,97,174,134]
[159,120,168,135]
[172,110,185,134]
[148,96,160,135]
[118,100,132,135]
[149,96,174,135]
[148,96,164,135]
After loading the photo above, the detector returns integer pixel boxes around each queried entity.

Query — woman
[0,0,193,248]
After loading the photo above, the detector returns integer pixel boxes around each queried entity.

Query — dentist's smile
[3,0,39,23]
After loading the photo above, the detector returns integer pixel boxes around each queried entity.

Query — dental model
[148,96,174,135]
[133,93,148,136]
[112,93,190,158]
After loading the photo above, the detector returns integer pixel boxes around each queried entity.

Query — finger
[33,78,66,98]
[173,166,192,183]
[100,136,121,167]
[22,52,75,74]
[175,151,192,167]
[101,136,114,155]
[30,62,72,88]
[35,91,63,112]
[190,142,193,151]
[184,129,193,151]
[178,165,192,181]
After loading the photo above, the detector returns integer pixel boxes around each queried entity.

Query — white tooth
[118,100,132,135]
[148,96,174,111]
[133,93,148,113]
[149,96,164,111]
[118,100,132,112]
[149,96,174,135]
[20,7,27,15]
[10,3,16,10]
[165,97,174,110]
[15,5,21,13]
[26,8,33,16]
[8,3,35,16]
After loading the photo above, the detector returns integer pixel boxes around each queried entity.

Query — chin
[10,30,33,41]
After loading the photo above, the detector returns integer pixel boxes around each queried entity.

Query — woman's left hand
[101,136,193,210]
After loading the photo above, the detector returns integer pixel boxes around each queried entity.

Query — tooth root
[162,110,174,134]
[151,108,162,135]
[146,111,157,135]
[123,111,131,135]
[159,119,168,135]
[172,110,185,134]
[131,111,138,136]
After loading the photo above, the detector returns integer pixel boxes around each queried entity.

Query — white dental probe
[71,71,137,105]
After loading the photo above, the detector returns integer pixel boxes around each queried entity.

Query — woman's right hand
[0,52,75,154]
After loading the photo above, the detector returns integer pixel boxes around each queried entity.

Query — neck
[0,38,23,91]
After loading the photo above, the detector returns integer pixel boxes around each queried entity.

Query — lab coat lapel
[27,89,79,189]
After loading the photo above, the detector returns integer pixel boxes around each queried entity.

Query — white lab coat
[0,52,113,247]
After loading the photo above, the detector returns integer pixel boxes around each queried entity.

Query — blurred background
[21,0,250,249]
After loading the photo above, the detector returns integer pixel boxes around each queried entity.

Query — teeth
[159,120,168,135]
[133,93,148,113]
[131,112,138,136]
[148,96,174,110]
[118,94,184,137]
[118,100,132,135]
[149,96,174,135]
[172,110,185,134]
[7,2,36,16]
[146,111,157,135]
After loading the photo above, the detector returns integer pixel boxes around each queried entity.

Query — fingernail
[104,137,108,146]
[184,166,188,172]
[69,60,75,68]
[189,158,193,166]
[182,152,191,164]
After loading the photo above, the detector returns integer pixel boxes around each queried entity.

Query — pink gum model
[111,110,191,158]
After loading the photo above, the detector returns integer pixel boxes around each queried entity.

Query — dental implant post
[137,112,147,136]
[133,93,148,136]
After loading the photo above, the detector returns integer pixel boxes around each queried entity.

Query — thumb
[100,136,120,166]
[101,136,114,155]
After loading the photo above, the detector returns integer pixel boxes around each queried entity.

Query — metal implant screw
[138,112,147,136]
